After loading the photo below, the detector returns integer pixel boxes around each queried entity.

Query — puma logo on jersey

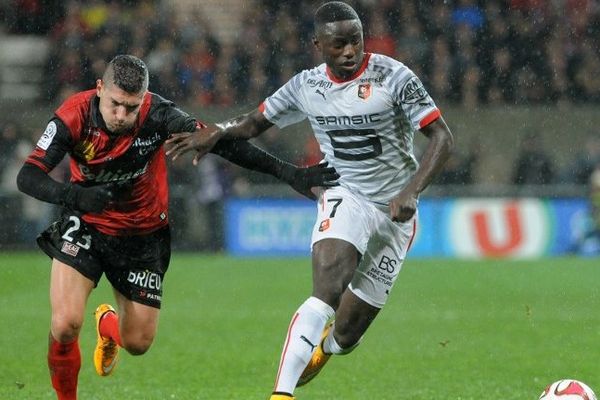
[316,89,326,100]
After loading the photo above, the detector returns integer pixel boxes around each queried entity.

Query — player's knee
[121,335,154,356]
[314,262,354,305]
[122,341,151,356]
[51,314,83,341]
[313,289,342,309]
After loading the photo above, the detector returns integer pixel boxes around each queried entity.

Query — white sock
[273,297,334,394]
[322,326,343,354]
[322,323,362,355]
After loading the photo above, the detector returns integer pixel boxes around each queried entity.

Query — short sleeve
[261,73,307,129]
[390,68,440,131]
[25,118,72,172]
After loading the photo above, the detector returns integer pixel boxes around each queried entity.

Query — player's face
[96,79,145,135]
[315,19,364,80]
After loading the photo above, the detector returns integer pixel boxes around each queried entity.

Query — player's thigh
[102,226,170,309]
[350,213,416,308]
[311,187,371,255]
[312,238,360,302]
[38,211,105,284]
[49,258,95,339]
[311,187,370,302]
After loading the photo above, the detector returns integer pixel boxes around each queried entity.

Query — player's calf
[297,321,363,388]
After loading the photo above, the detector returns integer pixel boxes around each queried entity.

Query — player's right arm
[166,109,272,164]
[167,70,307,163]
[167,111,339,200]
[16,119,117,213]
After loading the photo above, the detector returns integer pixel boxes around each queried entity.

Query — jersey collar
[89,96,101,127]
[89,95,112,134]
[326,52,371,84]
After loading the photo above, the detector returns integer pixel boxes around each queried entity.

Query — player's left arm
[210,140,339,200]
[390,116,454,222]
[158,102,338,200]
[166,109,272,165]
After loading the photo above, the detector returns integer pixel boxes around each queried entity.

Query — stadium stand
[0,0,600,250]
[0,36,49,101]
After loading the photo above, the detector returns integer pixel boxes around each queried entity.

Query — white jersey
[261,52,441,205]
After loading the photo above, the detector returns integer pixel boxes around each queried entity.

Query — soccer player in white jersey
[167,2,454,399]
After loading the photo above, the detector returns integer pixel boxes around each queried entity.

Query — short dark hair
[314,1,360,25]
[104,54,149,94]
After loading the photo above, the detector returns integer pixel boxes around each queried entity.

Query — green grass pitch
[0,252,599,399]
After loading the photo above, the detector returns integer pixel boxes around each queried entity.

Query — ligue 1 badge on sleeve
[358,83,371,100]
[37,121,57,150]
[401,76,427,104]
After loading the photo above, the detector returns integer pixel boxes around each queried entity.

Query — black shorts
[37,211,171,308]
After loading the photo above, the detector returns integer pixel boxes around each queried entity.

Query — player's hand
[389,188,418,222]
[63,183,118,213]
[285,162,340,200]
[166,125,223,165]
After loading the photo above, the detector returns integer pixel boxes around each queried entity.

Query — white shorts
[311,186,417,308]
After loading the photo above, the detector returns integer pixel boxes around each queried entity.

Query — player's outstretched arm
[166,109,272,165]
[390,116,454,222]
[211,140,339,200]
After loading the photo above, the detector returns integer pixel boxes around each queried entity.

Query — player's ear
[96,79,103,96]
[313,36,321,51]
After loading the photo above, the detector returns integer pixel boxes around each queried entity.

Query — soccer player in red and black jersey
[16,55,339,400]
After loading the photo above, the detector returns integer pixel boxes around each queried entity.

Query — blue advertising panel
[225,197,593,258]
[550,198,591,255]
[226,198,453,257]
[225,198,315,256]
[407,199,452,258]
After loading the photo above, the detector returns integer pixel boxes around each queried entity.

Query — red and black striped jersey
[26,89,199,236]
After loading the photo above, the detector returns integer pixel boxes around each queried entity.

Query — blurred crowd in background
[1,0,600,250]
[2,0,600,106]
